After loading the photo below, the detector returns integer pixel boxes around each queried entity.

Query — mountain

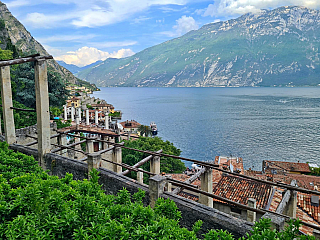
[0,1,93,88]
[57,60,102,74]
[77,6,320,87]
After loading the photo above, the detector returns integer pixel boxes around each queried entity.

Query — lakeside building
[66,97,80,108]
[120,120,141,134]
[91,103,115,113]
[169,157,320,236]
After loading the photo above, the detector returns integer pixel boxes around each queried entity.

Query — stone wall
[8,142,254,238]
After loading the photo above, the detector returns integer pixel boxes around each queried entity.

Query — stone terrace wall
[8,143,253,238]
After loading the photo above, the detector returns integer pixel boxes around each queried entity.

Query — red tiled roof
[120,120,141,129]
[264,160,311,173]
[297,193,320,224]
[212,175,273,209]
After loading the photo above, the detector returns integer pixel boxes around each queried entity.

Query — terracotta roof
[120,120,141,129]
[297,193,320,224]
[297,206,320,236]
[264,160,311,173]
[212,175,273,209]
[70,97,80,101]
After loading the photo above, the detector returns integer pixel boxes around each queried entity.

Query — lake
[92,87,320,170]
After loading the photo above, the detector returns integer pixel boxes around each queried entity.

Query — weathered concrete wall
[7,142,253,238]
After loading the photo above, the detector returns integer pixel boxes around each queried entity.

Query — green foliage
[0,143,314,239]
[109,111,121,118]
[138,124,152,137]
[0,48,12,60]
[122,137,185,176]
[10,63,68,109]
[86,104,93,110]
[50,106,62,118]
[54,119,71,129]
[0,19,5,30]
[310,167,320,176]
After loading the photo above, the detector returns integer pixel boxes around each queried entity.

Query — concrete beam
[86,109,89,126]
[71,107,75,122]
[0,66,15,144]
[58,134,67,157]
[95,110,98,124]
[64,105,67,120]
[86,139,94,153]
[112,144,122,173]
[137,168,143,183]
[35,60,51,170]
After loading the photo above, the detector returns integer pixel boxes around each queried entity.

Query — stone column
[78,108,81,122]
[58,133,67,157]
[247,198,257,222]
[95,110,98,125]
[74,133,83,159]
[87,153,101,179]
[150,155,160,175]
[165,175,172,192]
[149,175,166,208]
[105,111,109,129]
[86,139,94,154]
[100,135,113,170]
[35,59,51,169]
[286,190,297,218]
[75,116,80,129]
[137,169,144,183]
[64,105,67,120]
[199,167,213,207]
[0,66,15,144]
[86,109,89,125]
[112,144,122,173]
[71,107,75,122]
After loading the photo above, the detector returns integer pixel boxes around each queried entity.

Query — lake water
[92,87,320,170]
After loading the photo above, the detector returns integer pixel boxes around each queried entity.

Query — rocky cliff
[77,6,320,87]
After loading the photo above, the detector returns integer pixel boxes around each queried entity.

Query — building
[262,160,311,175]
[120,120,141,134]
[91,103,115,113]
[66,97,81,108]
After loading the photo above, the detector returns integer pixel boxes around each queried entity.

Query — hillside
[57,60,102,74]
[78,6,320,87]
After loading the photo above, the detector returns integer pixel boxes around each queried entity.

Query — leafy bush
[0,142,315,239]
[122,137,186,178]
[54,119,71,129]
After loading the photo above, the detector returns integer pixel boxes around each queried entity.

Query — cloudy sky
[3,0,320,66]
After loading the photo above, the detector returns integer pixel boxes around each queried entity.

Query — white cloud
[162,15,198,37]
[203,0,320,18]
[18,0,189,28]
[55,46,135,67]
[89,41,138,48]
[6,0,32,8]
[38,34,97,43]
[132,16,151,24]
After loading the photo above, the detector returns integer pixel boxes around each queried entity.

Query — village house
[262,160,311,175]
[91,103,115,113]
[120,120,141,134]
[66,96,81,108]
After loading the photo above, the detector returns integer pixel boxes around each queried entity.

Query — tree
[122,137,185,179]
[138,125,152,137]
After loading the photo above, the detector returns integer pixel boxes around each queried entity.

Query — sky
[2,0,320,67]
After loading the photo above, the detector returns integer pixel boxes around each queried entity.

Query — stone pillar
[150,155,160,175]
[165,175,172,192]
[74,133,83,159]
[100,135,113,170]
[75,116,80,128]
[199,167,213,207]
[87,152,101,179]
[149,175,166,208]
[137,169,143,183]
[105,111,109,129]
[35,60,51,169]
[58,133,67,157]
[86,139,94,153]
[78,108,81,122]
[247,198,257,222]
[112,145,122,173]
[95,110,98,125]
[71,107,75,122]
[127,132,131,140]
[64,105,67,120]
[287,190,297,218]
[0,66,15,144]
[86,109,89,125]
